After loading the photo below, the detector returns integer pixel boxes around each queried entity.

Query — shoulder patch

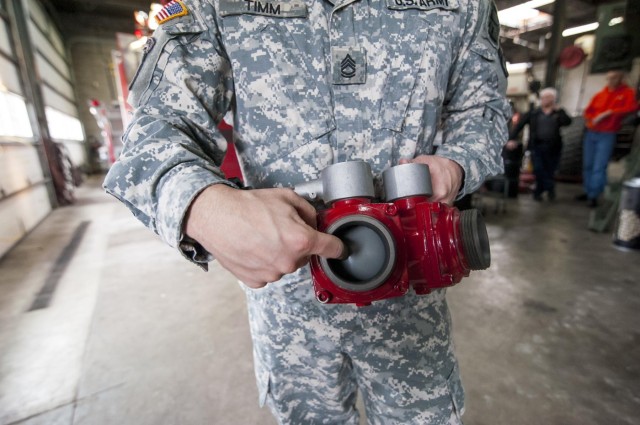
[155,1,189,25]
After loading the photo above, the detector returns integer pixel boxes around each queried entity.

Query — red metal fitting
[296,161,490,307]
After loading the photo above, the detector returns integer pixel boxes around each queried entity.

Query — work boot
[587,198,598,208]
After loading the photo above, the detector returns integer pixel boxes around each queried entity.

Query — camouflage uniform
[104,0,509,422]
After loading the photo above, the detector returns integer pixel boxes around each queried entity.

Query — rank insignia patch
[155,1,189,25]
[332,46,367,85]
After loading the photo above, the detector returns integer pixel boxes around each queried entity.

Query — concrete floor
[0,176,639,425]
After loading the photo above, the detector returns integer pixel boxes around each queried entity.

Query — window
[45,107,84,142]
[0,90,34,139]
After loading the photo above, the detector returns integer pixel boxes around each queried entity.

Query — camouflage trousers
[242,267,465,425]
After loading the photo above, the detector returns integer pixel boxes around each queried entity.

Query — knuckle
[281,259,299,275]
[288,231,314,254]
[264,271,282,283]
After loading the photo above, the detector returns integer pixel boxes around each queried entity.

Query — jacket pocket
[446,362,465,417]
[222,16,334,167]
[470,38,498,62]
[257,368,270,407]
[375,10,453,135]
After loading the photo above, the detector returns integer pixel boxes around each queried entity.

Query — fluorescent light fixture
[609,17,624,26]
[134,11,148,26]
[562,22,599,37]
[520,0,555,8]
[148,3,163,31]
[506,62,532,73]
[499,0,554,29]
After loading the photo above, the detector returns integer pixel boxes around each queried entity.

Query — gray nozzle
[294,161,375,203]
[320,215,396,292]
[383,163,433,201]
[293,179,324,201]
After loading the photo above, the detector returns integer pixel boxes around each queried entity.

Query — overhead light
[134,11,148,26]
[609,17,624,26]
[506,62,532,73]
[148,3,163,31]
[500,0,555,12]
[562,22,599,37]
[499,0,554,30]
[519,0,555,8]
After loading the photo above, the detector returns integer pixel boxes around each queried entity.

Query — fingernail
[338,244,350,260]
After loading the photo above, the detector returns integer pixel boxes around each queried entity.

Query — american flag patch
[155,1,188,25]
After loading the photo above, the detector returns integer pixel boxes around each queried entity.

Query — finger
[399,158,412,164]
[285,190,318,228]
[308,232,346,259]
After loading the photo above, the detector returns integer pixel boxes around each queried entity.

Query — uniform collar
[324,0,361,8]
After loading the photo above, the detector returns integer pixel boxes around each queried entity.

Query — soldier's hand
[399,155,464,205]
[505,140,519,151]
[593,110,612,124]
[184,185,345,288]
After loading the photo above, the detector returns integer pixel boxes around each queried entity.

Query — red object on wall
[559,45,586,69]
[218,120,243,181]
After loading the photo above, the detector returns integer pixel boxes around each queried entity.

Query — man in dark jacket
[507,88,572,201]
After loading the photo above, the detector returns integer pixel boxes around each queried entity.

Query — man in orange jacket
[579,70,638,207]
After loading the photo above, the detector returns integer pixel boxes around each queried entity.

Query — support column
[8,0,70,206]
[545,0,567,88]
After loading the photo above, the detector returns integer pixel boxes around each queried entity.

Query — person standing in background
[579,70,638,207]
[507,88,572,202]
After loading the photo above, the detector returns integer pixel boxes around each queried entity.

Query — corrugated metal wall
[0,0,85,259]
[25,0,85,165]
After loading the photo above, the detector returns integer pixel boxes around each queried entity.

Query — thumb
[309,231,347,260]
[399,158,413,165]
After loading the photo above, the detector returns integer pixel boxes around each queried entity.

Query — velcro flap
[386,0,458,11]
[219,0,308,18]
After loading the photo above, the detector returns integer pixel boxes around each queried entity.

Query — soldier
[104,0,510,423]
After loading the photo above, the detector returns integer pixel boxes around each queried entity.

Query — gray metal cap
[294,161,375,203]
[383,163,433,202]
[320,215,396,292]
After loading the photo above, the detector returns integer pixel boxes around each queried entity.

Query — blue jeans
[531,147,561,197]
[582,130,616,200]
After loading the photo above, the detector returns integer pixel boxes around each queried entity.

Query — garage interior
[0,0,639,424]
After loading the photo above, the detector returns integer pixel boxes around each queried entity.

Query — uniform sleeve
[508,111,531,141]
[611,88,638,117]
[558,109,572,127]
[583,93,600,122]
[436,0,510,197]
[103,1,235,267]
